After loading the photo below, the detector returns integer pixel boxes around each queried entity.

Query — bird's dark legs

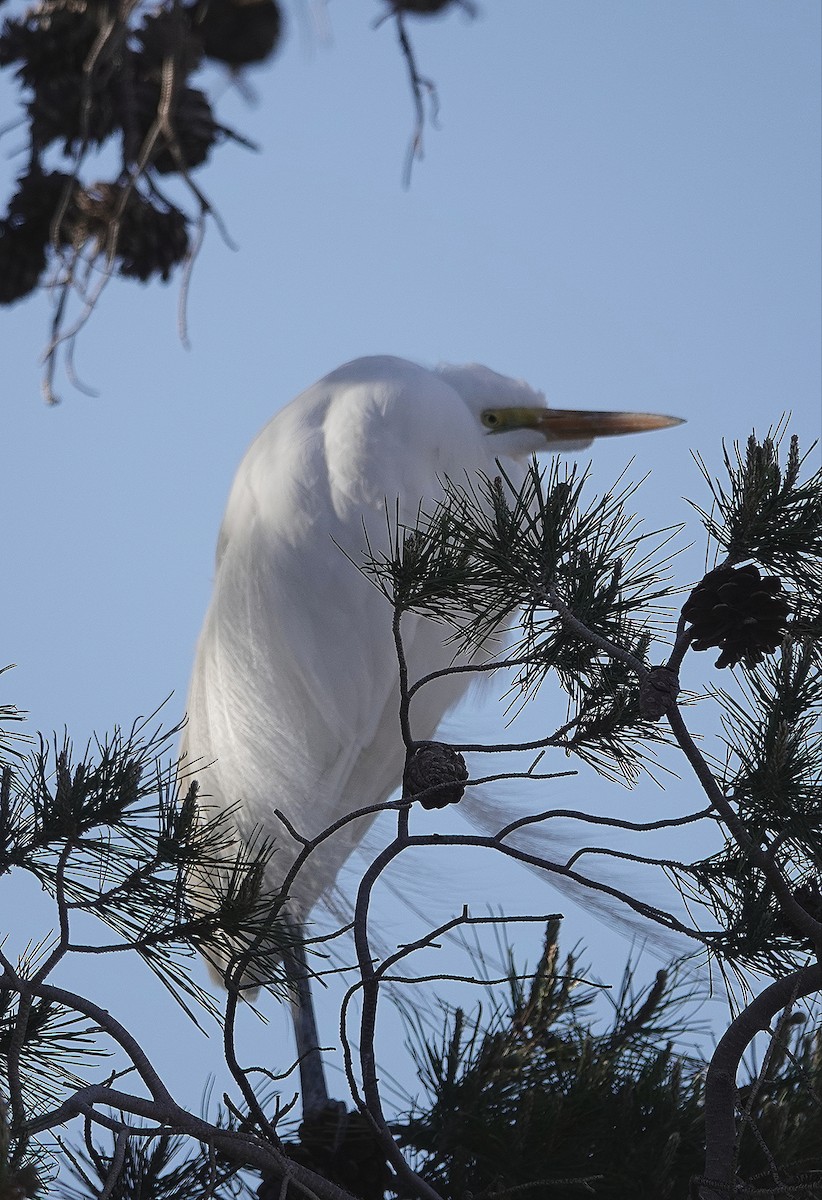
[279,923,392,1198]
[283,921,331,1118]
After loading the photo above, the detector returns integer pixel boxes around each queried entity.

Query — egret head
[435,362,683,458]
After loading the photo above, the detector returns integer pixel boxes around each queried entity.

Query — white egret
[182,355,681,1108]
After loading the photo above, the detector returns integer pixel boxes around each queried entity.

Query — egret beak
[532,408,684,440]
[482,406,684,440]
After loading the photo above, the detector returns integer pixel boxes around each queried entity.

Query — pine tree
[0,426,820,1199]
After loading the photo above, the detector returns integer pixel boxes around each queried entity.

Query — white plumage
[182,355,679,929]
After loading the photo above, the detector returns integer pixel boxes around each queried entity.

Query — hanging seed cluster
[0,0,283,304]
[682,563,790,670]
[0,167,73,305]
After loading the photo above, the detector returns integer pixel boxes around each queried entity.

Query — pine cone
[131,81,219,173]
[793,878,822,921]
[0,1,101,87]
[8,167,76,245]
[2,1,123,151]
[69,183,189,282]
[191,0,282,68]
[681,563,789,669]
[638,666,680,721]
[405,741,468,809]
[273,1103,390,1200]
[117,198,189,282]
[28,69,121,151]
[135,7,204,77]
[0,221,47,304]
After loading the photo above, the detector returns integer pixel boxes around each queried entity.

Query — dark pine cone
[638,666,680,722]
[7,168,77,246]
[405,741,468,809]
[130,81,219,173]
[681,563,789,669]
[116,192,190,281]
[0,221,47,304]
[27,69,122,152]
[27,70,121,152]
[0,168,79,302]
[0,1,102,88]
[190,0,282,68]
[69,183,189,282]
[134,6,205,77]
[272,1103,391,1200]
[2,1,125,151]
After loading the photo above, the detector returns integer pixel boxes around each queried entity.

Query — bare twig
[393,12,440,187]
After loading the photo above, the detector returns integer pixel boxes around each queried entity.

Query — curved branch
[496,804,714,841]
[700,963,821,1200]
[1,974,357,1200]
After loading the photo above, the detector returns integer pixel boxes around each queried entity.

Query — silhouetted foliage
[0,426,820,1198]
[0,0,475,398]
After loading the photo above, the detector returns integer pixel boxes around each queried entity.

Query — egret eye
[481,410,501,430]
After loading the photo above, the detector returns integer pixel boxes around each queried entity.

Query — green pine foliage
[0,716,291,1021]
[397,928,706,1198]
[691,429,822,598]
[675,432,821,973]
[57,1131,248,1200]
[395,926,822,1200]
[360,459,679,786]
[1,423,820,1198]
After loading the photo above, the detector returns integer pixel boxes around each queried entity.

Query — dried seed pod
[405,740,469,809]
[638,666,680,721]
[682,563,790,670]
[69,182,190,282]
[8,167,76,246]
[134,6,205,77]
[131,81,219,173]
[0,221,47,304]
[191,0,282,68]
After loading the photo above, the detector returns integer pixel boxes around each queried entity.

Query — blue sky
[1,0,821,1130]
